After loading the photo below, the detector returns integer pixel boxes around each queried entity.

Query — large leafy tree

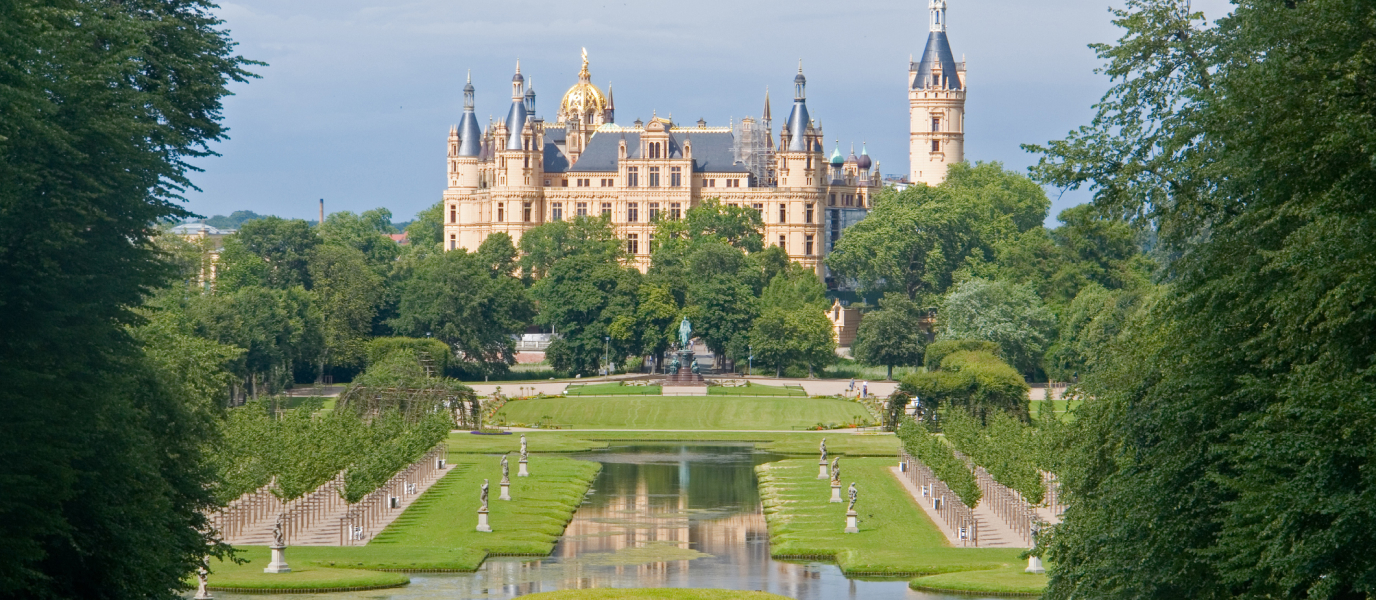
[309,244,383,374]
[319,208,400,276]
[217,217,320,291]
[0,0,255,597]
[937,278,1056,378]
[827,162,1049,304]
[748,264,835,376]
[995,204,1151,308]
[684,238,758,366]
[852,293,928,380]
[1029,1,1376,598]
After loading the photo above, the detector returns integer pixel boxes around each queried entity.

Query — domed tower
[558,48,610,164]
[909,0,965,186]
[777,63,823,189]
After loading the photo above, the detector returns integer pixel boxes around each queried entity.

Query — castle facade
[441,1,964,276]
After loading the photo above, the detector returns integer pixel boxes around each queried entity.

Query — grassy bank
[492,396,872,430]
[756,457,1045,595]
[446,430,900,456]
[522,590,793,600]
[205,454,599,591]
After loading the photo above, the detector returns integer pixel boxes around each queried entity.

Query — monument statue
[820,438,828,462]
[690,359,700,374]
[678,317,692,348]
[668,355,681,375]
[520,435,528,460]
[501,455,509,481]
[847,482,858,512]
[272,513,285,547]
[831,457,840,483]
[480,479,490,510]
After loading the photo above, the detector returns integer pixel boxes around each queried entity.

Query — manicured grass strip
[707,385,807,397]
[372,455,601,557]
[910,565,1047,596]
[521,589,793,600]
[445,431,901,456]
[201,553,410,591]
[567,382,662,396]
[493,397,873,430]
[756,457,1030,580]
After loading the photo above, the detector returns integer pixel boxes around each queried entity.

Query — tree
[994,204,1151,308]
[827,162,1049,304]
[0,0,255,596]
[217,217,320,291]
[748,265,835,376]
[201,209,267,230]
[1028,1,1376,598]
[319,208,400,276]
[519,215,622,279]
[901,349,1030,423]
[405,202,444,249]
[938,278,1055,378]
[635,282,681,372]
[684,239,758,366]
[309,244,383,375]
[852,293,928,380]
[391,248,532,375]
[1042,284,1144,382]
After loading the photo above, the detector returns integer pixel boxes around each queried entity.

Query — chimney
[319,199,324,225]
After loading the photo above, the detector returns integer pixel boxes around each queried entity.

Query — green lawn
[492,396,874,430]
[447,430,901,456]
[204,455,599,591]
[707,384,806,397]
[522,590,792,600]
[567,382,662,396]
[757,457,1044,595]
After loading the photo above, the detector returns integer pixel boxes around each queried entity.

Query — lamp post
[748,345,753,377]
[604,336,610,376]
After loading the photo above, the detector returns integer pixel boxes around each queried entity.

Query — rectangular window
[449,234,456,250]
[523,202,532,222]
[544,179,551,187]
[805,234,814,256]
[805,203,814,224]
[576,202,588,217]
[627,167,638,187]
[523,156,529,168]
[627,233,639,255]
[649,166,660,187]
[562,179,569,187]
[670,166,681,187]
[601,202,611,217]
[707,179,715,188]
[627,203,639,223]
[670,202,682,220]
[752,203,763,218]
[601,178,611,187]
[649,202,660,221]
[497,203,504,222]
[552,203,563,221]
[778,234,787,250]
[450,206,456,223]
[779,203,787,223]
[932,140,940,152]
[829,193,836,206]
[932,117,940,132]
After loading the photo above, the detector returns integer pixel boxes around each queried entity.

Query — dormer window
[649,142,662,159]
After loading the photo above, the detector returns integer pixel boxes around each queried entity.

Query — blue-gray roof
[786,100,810,152]
[457,110,481,156]
[505,99,528,150]
[567,130,749,173]
[913,32,962,90]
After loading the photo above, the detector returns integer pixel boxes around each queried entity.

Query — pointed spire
[605,83,615,124]
[763,87,772,122]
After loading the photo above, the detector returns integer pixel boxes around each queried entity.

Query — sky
[187,0,1233,226]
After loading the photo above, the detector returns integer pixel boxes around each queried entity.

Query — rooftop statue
[678,317,692,349]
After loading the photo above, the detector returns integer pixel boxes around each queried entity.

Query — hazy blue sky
[187,0,1231,226]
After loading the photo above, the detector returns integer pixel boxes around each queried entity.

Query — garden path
[889,466,1027,549]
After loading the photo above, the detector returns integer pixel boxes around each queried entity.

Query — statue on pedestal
[831,458,841,484]
[678,317,692,349]
[480,479,489,511]
[520,435,528,460]
[847,482,858,512]
[272,514,285,547]
[501,454,509,483]
[820,438,828,463]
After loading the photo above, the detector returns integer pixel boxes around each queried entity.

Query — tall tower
[909,0,966,186]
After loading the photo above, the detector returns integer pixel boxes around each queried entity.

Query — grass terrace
[757,457,1045,595]
[448,430,900,456]
[521,590,794,600]
[491,396,873,430]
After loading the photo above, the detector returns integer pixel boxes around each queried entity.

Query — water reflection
[210,444,990,600]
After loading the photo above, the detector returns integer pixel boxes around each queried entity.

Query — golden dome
[559,49,607,123]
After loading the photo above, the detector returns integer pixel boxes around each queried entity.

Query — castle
[442,1,964,277]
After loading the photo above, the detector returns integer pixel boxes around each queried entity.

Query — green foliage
[653,197,766,253]
[519,215,623,279]
[180,285,323,397]
[218,217,321,291]
[1043,284,1146,381]
[406,201,445,249]
[826,162,1049,304]
[938,278,1056,377]
[684,239,759,362]
[896,421,981,507]
[993,204,1152,308]
[391,246,532,374]
[635,282,681,367]
[942,410,1044,503]
[0,0,256,593]
[201,210,268,230]
[309,244,383,371]
[747,264,834,375]
[364,337,452,374]
[1030,1,1376,598]
[903,350,1030,422]
[318,209,400,277]
[852,293,928,379]
[923,339,999,371]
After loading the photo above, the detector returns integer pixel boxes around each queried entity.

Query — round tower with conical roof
[909,0,966,185]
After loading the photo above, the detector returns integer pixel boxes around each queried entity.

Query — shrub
[365,337,452,373]
[942,410,1045,503]
[903,350,1030,422]
[924,339,1000,370]
[897,420,981,507]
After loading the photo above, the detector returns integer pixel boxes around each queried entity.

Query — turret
[506,61,528,150]
[909,0,966,185]
[778,62,822,188]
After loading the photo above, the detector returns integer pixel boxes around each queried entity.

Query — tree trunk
[887,364,894,381]
[776,365,782,378]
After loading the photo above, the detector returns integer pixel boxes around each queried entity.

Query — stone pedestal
[476,509,492,532]
[263,545,291,573]
[518,459,529,477]
[818,461,829,479]
[1026,556,1045,573]
[830,482,843,503]
[499,481,511,501]
[844,510,859,533]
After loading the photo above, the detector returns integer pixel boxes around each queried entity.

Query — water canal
[212,444,992,600]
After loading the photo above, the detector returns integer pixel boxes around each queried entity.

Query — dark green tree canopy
[218,217,320,290]
[852,293,928,379]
